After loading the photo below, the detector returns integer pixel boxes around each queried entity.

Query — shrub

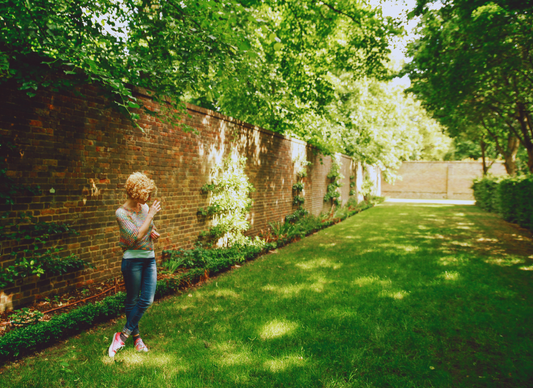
[497,175,533,229]
[0,292,127,360]
[472,176,501,212]
[285,208,309,224]
[473,175,533,231]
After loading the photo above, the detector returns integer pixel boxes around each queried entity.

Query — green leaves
[405,0,533,173]
[199,155,255,247]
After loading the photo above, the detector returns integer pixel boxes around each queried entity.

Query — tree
[0,0,253,126]
[324,74,451,181]
[404,0,533,173]
[187,0,402,150]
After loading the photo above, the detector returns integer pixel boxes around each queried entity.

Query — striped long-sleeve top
[116,204,155,259]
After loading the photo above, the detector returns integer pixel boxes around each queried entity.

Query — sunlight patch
[175,304,196,311]
[484,257,523,267]
[476,237,498,243]
[380,290,410,300]
[438,256,464,266]
[263,355,305,372]
[213,289,240,298]
[354,276,391,288]
[260,319,298,340]
[296,258,343,270]
[319,243,337,248]
[440,271,460,281]
[217,350,254,366]
[309,277,329,293]
[117,352,185,370]
[450,241,472,247]
[262,283,306,296]
[519,264,533,271]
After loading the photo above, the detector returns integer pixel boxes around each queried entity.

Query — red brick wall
[0,83,358,312]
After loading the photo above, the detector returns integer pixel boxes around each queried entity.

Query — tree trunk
[528,147,533,174]
[480,139,488,175]
[504,134,520,175]
[515,102,533,174]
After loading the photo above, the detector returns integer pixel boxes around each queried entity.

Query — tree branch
[318,1,362,26]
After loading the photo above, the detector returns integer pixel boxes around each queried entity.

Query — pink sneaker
[108,332,125,357]
[134,338,149,352]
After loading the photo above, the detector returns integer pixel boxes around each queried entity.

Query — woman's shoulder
[116,206,128,218]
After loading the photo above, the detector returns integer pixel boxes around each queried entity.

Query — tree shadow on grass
[2,203,532,388]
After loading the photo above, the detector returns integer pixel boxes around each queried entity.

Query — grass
[1,202,532,387]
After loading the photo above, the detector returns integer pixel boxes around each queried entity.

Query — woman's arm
[137,200,161,241]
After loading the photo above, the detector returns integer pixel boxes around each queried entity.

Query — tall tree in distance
[404,0,533,173]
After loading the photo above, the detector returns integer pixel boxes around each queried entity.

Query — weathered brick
[0,81,361,312]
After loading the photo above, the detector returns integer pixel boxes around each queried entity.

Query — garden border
[0,199,379,364]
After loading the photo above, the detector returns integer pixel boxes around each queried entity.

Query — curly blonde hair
[125,172,157,201]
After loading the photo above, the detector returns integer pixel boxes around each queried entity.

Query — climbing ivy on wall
[324,155,344,207]
[286,156,312,224]
[349,175,356,197]
[198,155,256,247]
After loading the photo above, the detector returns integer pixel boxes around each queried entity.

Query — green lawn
[1,202,532,387]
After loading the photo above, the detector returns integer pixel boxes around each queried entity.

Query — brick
[0,81,357,312]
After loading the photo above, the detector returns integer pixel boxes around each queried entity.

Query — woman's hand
[150,230,160,241]
[148,200,161,218]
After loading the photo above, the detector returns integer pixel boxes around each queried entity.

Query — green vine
[286,155,311,224]
[349,175,356,196]
[198,155,256,247]
[324,155,344,206]
[360,174,375,201]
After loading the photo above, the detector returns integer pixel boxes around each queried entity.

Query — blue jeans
[121,258,157,336]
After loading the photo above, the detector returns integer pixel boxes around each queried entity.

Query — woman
[108,172,161,357]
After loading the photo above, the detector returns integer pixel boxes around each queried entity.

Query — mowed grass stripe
[1,203,532,387]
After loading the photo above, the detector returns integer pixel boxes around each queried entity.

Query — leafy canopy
[404,0,533,173]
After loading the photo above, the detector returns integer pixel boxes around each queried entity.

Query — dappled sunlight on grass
[318,242,337,248]
[212,289,240,298]
[216,349,254,367]
[295,258,343,270]
[262,275,331,296]
[476,237,499,243]
[358,243,420,254]
[262,283,307,296]
[2,203,533,388]
[174,304,197,311]
[121,352,184,370]
[438,256,465,266]
[260,319,299,340]
[483,257,523,267]
[439,271,460,281]
[100,356,115,366]
[306,275,330,293]
[263,355,305,373]
[379,290,410,300]
[449,240,472,247]
[354,276,392,288]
